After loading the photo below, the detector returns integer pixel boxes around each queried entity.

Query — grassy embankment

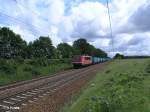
[0,58,72,86]
[62,59,150,112]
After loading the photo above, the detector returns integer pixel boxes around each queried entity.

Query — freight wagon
[72,55,109,68]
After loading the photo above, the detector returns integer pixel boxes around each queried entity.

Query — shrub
[105,70,111,74]
[23,64,42,77]
[37,58,49,66]
[31,68,41,76]
[0,59,17,74]
[27,58,49,66]
[23,65,33,72]
[145,63,150,73]
[83,96,110,112]
[14,56,24,64]
[48,59,60,64]
[60,58,71,63]
[27,58,39,66]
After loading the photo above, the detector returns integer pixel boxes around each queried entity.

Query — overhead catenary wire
[13,0,56,37]
[13,0,39,18]
[106,0,114,55]
[0,11,41,36]
[0,1,55,37]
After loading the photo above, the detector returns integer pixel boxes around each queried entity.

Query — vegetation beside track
[0,58,72,86]
[0,27,107,86]
[62,59,150,112]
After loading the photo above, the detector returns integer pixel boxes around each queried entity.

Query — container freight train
[72,55,108,68]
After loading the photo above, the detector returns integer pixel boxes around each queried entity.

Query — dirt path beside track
[20,63,107,112]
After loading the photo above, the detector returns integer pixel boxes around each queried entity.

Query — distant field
[62,59,150,112]
[0,59,72,86]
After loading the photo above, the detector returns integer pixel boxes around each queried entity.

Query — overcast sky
[0,0,150,57]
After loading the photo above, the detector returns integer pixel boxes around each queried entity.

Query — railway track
[0,64,105,112]
[0,69,75,91]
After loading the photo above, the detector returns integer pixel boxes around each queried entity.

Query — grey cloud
[119,1,150,34]
[129,2,150,32]
[127,36,144,46]
[71,19,108,42]
[112,34,150,55]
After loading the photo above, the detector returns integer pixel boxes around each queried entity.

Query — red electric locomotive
[72,55,92,68]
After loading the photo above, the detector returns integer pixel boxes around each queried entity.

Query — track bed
[0,63,107,112]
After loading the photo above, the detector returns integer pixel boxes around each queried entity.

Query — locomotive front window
[85,57,91,60]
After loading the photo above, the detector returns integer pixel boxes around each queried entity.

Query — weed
[145,63,150,73]
[64,59,150,112]
[23,65,33,72]
[31,68,41,76]
[105,70,111,74]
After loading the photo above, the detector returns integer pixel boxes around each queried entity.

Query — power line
[106,0,114,54]
[0,1,57,39]
[13,0,55,36]
[0,1,45,36]
[0,11,41,36]
[0,7,41,34]
[13,0,39,17]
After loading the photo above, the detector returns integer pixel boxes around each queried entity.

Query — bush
[48,59,60,64]
[27,58,39,66]
[31,68,41,76]
[37,58,49,66]
[14,56,24,64]
[23,65,33,72]
[83,96,110,112]
[27,58,71,66]
[23,64,41,76]
[0,59,17,74]
[145,63,150,73]
[105,70,111,74]
[60,58,71,63]
[27,58,49,66]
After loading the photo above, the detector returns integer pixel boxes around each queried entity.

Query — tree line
[114,53,150,59]
[0,27,107,59]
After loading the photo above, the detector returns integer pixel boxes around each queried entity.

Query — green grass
[0,59,72,86]
[62,59,150,112]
